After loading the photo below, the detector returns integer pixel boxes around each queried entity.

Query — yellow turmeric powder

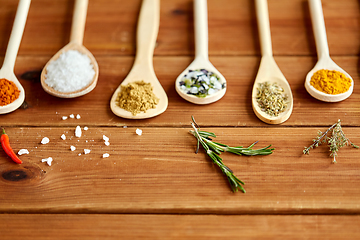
[310,69,352,95]
[0,78,20,106]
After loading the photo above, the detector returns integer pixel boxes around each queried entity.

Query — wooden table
[1,0,360,239]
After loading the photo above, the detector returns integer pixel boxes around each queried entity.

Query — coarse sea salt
[84,149,91,154]
[61,134,66,140]
[103,135,109,142]
[103,153,110,158]
[18,149,29,155]
[76,114,81,119]
[136,128,142,136]
[75,126,82,137]
[62,116,68,120]
[84,126,88,131]
[42,157,53,166]
[69,114,75,119]
[45,50,95,93]
[41,137,50,144]
[70,145,76,151]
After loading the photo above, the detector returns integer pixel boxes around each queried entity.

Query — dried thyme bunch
[303,119,359,163]
[190,116,274,193]
[256,82,288,117]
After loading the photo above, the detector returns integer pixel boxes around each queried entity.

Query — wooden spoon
[175,0,226,105]
[110,0,168,119]
[252,0,293,124]
[0,0,30,114]
[40,0,99,98]
[305,0,353,102]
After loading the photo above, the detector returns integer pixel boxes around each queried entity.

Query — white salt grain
[18,149,29,155]
[75,126,82,137]
[104,141,110,146]
[70,146,76,151]
[103,135,109,142]
[76,114,81,119]
[45,50,95,93]
[42,157,53,166]
[61,134,66,140]
[41,137,50,144]
[69,114,75,119]
[84,149,91,154]
[62,116,68,120]
[103,153,110,158]
[136,128,142,136]
[84,126,88,131]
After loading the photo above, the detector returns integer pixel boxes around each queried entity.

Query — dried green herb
[303,119,359,163]
[190,116,274,193]
[256,81,288,117]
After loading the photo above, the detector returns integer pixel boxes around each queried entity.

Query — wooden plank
[0,127,359,214]
[0,55,358,127]
[1,214,360,239]
[0,0,358,57]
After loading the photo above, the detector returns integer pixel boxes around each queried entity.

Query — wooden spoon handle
[255,0,273,57]
[70,0,88,45]
[194,0,209,60]
[133,0,159,68]
[308,0,330,59]
[2,0,31,71]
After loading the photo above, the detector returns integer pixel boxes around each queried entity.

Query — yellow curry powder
[310,69,352,95]
[0,78,20,106]
[116,80,159,115]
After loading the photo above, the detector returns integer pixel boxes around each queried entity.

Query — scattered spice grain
[256,82,288,117]
[310,69,351,94]
[116,81,159,116]
[0,78,20,106]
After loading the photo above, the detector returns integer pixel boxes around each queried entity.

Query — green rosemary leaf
[189,116,274,193]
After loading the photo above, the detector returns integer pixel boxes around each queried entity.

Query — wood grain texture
[1,214,360,240]
[0,127,359,214]
[0,0,358,57]
[0,0,359,238]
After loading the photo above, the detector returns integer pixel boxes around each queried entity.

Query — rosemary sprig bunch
[190,116,274,193]
[303,119,359,163]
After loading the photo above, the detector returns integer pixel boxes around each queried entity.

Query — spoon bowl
[305,0,353,102]
[40,0,98,98]
[253,0,293,124]
[41,42,99,98]
[110,0,167,119]
[175,57,226,105]
[175,0,226,105]
[252,55,293,124]
[0,0,30,114]
[305,58,353,102]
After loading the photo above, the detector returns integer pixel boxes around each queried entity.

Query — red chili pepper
[1,129,22,164]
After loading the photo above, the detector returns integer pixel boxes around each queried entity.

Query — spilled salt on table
[103,153,110,158]
[84,149,91,154]
[69,114,75,119]
[70,145,76,151]
[41,137,50,144]
[42,157,53,166]
[84,126,88,131]
[45,50,95,92]
[136,128,142,136]
[18,149,29,155]
[76,114,81,119]
[75,126,82,137]
[61,134,66,140]
[62,116,68,120]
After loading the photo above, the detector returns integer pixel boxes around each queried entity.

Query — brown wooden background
[1,0,360,239]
